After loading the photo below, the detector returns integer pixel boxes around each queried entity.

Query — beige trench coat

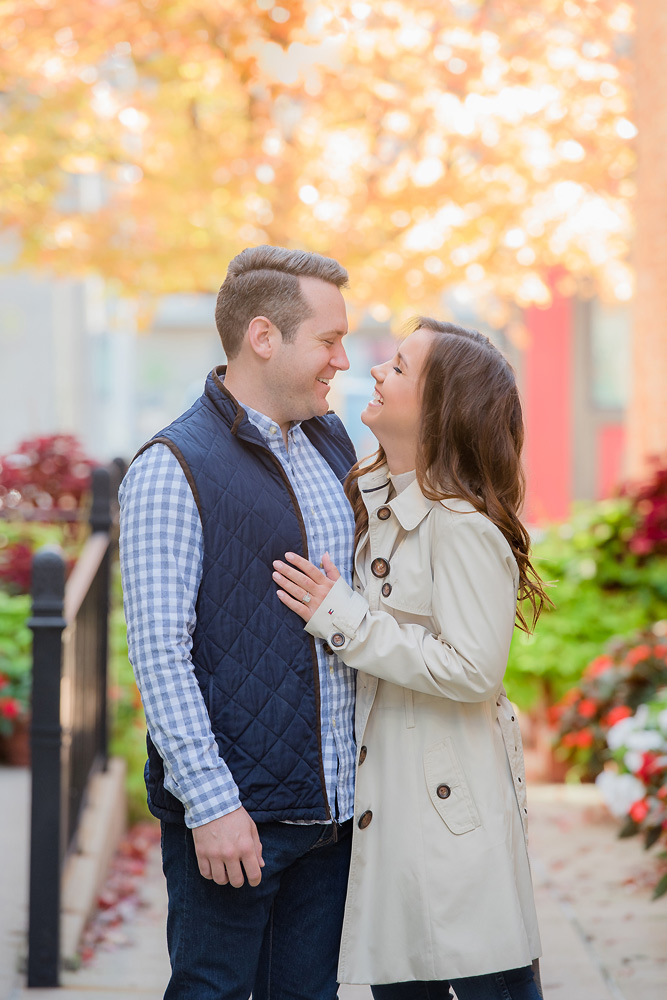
[306,466,542,985]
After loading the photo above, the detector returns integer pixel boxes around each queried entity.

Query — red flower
[625,644,652,667]
[604,705,633,727]
[0,698,21,720]
[563,728,594,749]
[578,698,597,719]
[585,656,613,678]
[637,752,662,783]
[0,675,8,693]
[629,798,650,824]
[547,704,563,725]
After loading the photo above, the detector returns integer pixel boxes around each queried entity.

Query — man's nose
[332,341,350,371]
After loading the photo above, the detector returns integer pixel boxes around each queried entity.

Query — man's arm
[119,444,263,886]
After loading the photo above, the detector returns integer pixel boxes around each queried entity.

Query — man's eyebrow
[320,328,348,337]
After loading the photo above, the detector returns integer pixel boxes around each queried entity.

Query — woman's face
[361,326,434,457]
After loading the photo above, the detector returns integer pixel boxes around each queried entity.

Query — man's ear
[247,315,279,359]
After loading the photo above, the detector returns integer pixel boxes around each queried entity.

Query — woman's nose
[370,364,383,381]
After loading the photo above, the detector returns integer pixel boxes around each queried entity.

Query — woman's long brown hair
[344,318,551,633]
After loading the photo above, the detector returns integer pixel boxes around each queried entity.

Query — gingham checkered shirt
[119,405,356,829]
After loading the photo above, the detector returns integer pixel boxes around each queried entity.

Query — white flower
[596,771,645,818]
[624,730,665,752]
[624,750,643,773]
[607,716,638,750]
[657,709,667,734]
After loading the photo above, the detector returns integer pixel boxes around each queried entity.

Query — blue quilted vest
[137,367,356,824]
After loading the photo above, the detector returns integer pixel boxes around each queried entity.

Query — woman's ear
[246,315,278,359]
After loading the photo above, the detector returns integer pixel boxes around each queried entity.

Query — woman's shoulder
[431,498,519,575]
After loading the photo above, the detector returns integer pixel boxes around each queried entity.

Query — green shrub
[506,499,667,710]
[0,591,32,735]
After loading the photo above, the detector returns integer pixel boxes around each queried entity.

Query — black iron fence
[26,462,124,988]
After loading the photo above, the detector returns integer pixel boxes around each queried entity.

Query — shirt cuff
[186,797,244,830]
[305,577,368,651]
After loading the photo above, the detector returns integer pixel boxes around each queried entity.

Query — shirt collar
[242,402,295,443]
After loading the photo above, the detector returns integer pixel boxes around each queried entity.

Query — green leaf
[652,872,667,900]
[619,817,640,839]
[644,826,662,850]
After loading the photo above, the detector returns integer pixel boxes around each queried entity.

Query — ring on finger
[302,591,312,604]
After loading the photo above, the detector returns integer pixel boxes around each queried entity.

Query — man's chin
[294,398,328,423]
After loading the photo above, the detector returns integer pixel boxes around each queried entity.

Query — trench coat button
[330,632,345,648]
[358,810,373,829]
[323,643,334,656]
[359,745,367,765]
[371,557,390,578]
[377,506,391,520]
[381,582,392,598]
[436,783,452,799]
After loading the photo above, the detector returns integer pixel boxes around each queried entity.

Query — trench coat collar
[358,464,438,530]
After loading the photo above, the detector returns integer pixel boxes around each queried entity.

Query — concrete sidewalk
[2,772,665,999]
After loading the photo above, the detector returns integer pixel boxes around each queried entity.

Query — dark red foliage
[0,434,96,515]
[0,542,33,594]
[625,461,667,558]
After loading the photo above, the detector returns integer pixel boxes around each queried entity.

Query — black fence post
[90,467,111,769]
[27,548,67,988]
[89,466,111,534]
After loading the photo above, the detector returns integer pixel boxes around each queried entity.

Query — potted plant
[595,689,667,899]
[551,623,667,782]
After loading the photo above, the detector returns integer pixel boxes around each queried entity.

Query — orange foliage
[0,0,636,315]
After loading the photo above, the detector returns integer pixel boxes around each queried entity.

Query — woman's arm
[273,512,517,703]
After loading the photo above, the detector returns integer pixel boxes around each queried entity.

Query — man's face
[270,276,349,425]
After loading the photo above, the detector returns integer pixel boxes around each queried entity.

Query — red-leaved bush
[624,460,667,558]
[0,434,95,515]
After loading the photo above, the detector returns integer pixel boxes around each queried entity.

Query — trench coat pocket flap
[380,582,432,617]
[423,738,481,835]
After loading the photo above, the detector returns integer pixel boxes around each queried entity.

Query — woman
[272,319,547,999]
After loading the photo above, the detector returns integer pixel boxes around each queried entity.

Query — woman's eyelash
[393,365,403,374]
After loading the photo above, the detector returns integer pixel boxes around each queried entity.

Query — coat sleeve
[305,510,518,702]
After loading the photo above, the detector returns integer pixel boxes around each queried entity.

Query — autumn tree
[0,0,635,320]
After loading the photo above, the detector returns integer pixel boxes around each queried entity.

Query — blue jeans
[161,818,352,1000]
[371,965,541,1000]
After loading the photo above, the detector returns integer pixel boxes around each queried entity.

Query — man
[119,246,357,999]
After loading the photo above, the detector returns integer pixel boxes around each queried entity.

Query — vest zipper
[263,450,333,825]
